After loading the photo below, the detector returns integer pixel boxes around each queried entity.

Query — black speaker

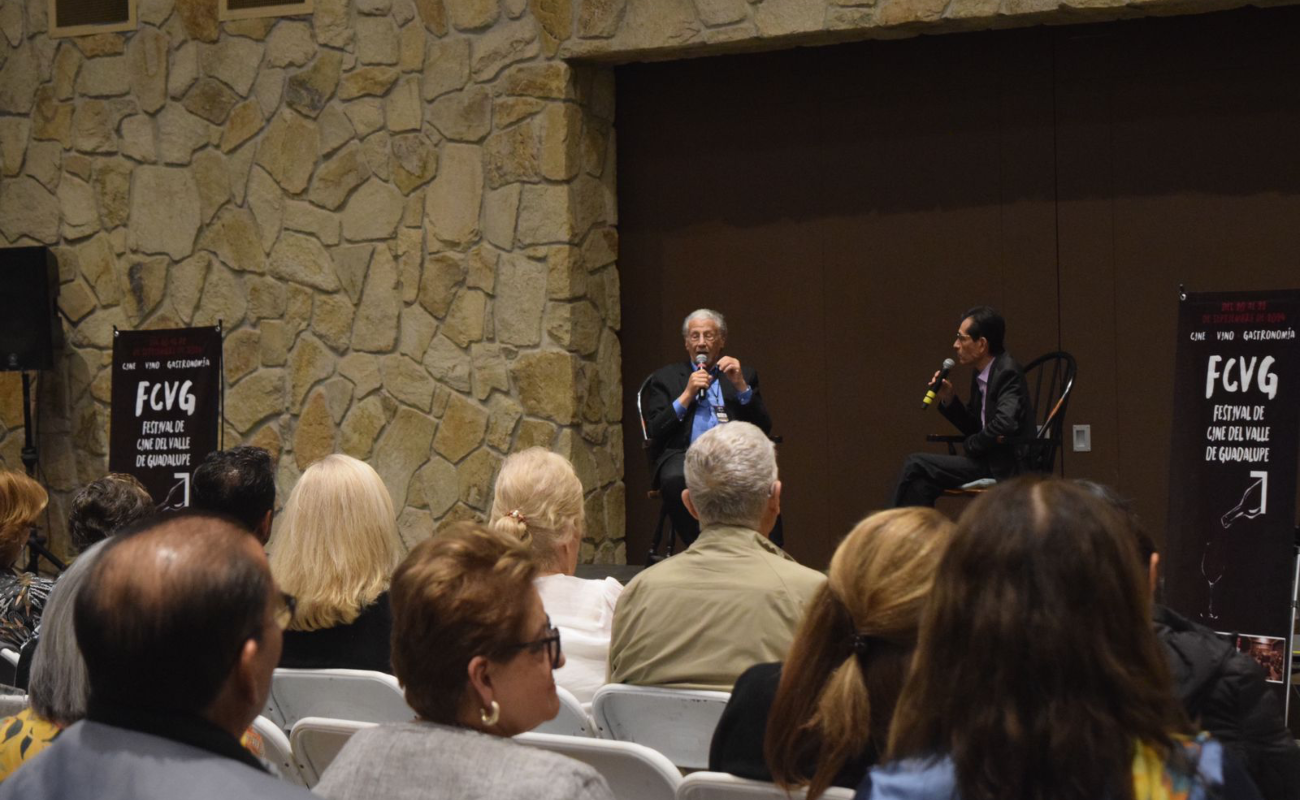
[0,246,60,372]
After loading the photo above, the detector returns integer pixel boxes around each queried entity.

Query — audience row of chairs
[267,715,850,800]
[262,669,734,771]
[257,668,806,799]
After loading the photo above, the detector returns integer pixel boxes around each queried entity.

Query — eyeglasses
[685,331,719,343]
[274,592,296,630]
[500,617,563,669]
[954,331,973,342]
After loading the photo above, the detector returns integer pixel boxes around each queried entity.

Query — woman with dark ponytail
[709,508,953,799]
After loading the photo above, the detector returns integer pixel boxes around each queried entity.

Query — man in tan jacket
[608,422,824,690]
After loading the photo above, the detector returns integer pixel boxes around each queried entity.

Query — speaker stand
[20,372,64,575]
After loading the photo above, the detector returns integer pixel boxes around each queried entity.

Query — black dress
[279,592,393,673]
[709,662,876,789]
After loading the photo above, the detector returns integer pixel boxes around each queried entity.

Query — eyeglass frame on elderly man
[685,330,720,343]
[497,616,563,669]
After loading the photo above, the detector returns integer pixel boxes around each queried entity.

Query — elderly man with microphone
[890,305,1035,507]
[642,309,772,547]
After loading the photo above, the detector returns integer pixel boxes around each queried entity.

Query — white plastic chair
[516,731,682,800]
[533,685,596,737]
[265,669,412,735]
[289,717,375,788]
[592,684,731,770]
[249,714,305,786]
[678,772,856,800]
[0,649,18,668]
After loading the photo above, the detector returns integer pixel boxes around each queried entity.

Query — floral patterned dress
[0,571,54,652]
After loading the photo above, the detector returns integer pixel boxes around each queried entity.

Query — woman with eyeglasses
[314,523,613,800]
[489,447,623,705]
[269,455,401,673]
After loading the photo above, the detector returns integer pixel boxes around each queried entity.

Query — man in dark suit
[891,306,1035,507]
[642,309,772,545]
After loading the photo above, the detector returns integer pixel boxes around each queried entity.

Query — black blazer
[641,360,772,480]
[279,592,394,673]
[938,350,1035,479]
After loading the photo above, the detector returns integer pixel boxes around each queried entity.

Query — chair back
[1020,351,1077,475]
[533,685,595,737]
[592,684,731,770]
[0,691,26,718]
[249,714,305,785]
[637,373,655,444]
[266,668,412,735]
[515,731,682,800]
[289,717,375,788]
[677,772,856,800]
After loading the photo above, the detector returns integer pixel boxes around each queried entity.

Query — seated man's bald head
[75,511,277,718]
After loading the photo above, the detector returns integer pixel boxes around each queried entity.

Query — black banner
[109,327,223,507]
[1165,290,1300,684]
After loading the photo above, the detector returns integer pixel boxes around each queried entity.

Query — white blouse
[534,573,624,705]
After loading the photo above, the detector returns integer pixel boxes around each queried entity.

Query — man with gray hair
[641,308,772,546]
[608,422,822,689]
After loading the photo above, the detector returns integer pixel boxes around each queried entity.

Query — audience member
[191,446,276,544]
[0,540,105,780]
[490,447,622,704]
[860,478,1261,800]
[15,475,154,689]
[0,511,311,799]
[608,422,824,689]
[0,471,53,651]
[314,523,613,800]
[1079,480,1300,800]
[710,508,953,798]
[270,454,400,673]
[67,473,155,554]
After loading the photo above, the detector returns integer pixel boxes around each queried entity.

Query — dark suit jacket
[938,350,1034,479]
[641,361,772,481]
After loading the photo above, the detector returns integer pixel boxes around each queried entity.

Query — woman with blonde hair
[709,507,953,799]
[0,470,54,651]
[270,454,401,673]
[489,447,622,704]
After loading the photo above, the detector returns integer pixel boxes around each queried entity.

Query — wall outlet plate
[1072,424,1091,452]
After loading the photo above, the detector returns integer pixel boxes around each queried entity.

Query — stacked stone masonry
[0,0,1269,564]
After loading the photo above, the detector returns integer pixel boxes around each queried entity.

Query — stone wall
[0,0,624,563]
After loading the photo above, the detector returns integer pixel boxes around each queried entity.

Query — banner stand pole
[1290,543,1300,724]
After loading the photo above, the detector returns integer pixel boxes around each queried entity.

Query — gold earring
[480,700,500,727]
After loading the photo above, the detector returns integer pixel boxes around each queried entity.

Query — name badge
[714,405,730,423]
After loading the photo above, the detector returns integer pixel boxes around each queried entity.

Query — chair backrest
[637,373,655,443]
[266,668,413,735]
[533,685,595,737]
[249,714,305,786]
[289,716,375,788]
[0,691,26,718]
[1020,351,1077,475]
[677,771,856,800]
[516,731,682,800]
[0,648,18,668]
[592,684,731,770]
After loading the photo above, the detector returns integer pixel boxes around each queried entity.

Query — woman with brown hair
[859,477,1261,800]
[314,523,613,800]
[0,470,54,651]
[709,507,953,799]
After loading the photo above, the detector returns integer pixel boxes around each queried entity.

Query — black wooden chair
[637,374,680,565]
[927,351,1077,495]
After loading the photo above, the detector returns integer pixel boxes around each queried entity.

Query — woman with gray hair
[0,540,106,780]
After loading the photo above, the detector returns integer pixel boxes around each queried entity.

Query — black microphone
[921,358,956,410]
[694,354,710,404]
